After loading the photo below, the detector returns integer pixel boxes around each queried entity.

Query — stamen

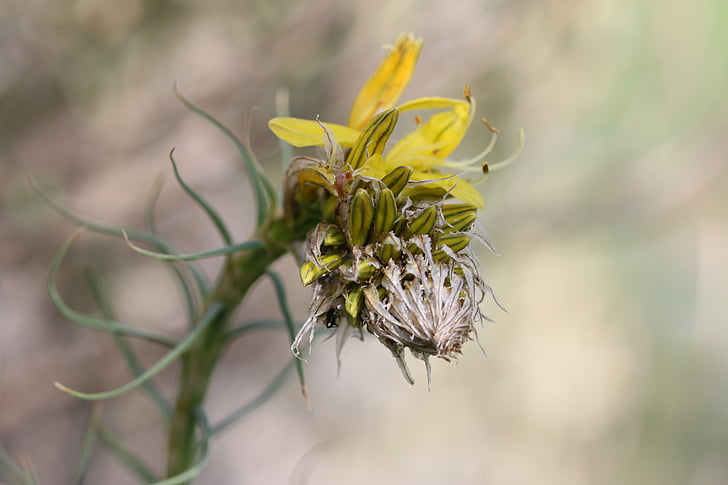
[414,114,423,124]
[446,129,498,168]
[488,128,525,172]
[481,117,500,134]
[463,85,472,103]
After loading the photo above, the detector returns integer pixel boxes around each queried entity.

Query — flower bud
[442,204,478,232]
[349,188,375,246]
[323,226,346,246]
[355,258,379,281]
[381,165,413,196]
[374,188,397,234]
[344,286,364,319]
[438,234,471,252]
[300,254,344,286]
[377,233,402,262]
[408,206,437,235]
[346,109,399,170]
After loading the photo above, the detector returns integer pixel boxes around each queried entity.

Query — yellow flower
[268,33,490,209]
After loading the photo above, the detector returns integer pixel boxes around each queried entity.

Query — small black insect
[325,308,339,328]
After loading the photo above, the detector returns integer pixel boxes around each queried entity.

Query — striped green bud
[433,234,471,260]
[323,226,346,246]
[444,210,477,232]
[378,243,401,262]
[374,188,397,234]
[300,254,344,286]
[406,242,422,255]
[392,217,406,236]
[438,234,471,253]
[344,286,364,319]
[408,206,437,235]
[346,109,399,170]
[381,165,413,196]
[349,188,375,246]
[378,233,402,262]
[355,259,379,281]
[441,203,479,218]
[432,249,450,262]
[402,184,448,201]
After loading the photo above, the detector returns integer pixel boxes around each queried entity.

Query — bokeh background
[2,0,727,484]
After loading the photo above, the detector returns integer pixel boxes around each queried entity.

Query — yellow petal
[398,97,467,112]
[268,117,360,147]
[385,99,474,166]
[348,34,423,131]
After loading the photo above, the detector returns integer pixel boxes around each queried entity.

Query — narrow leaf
[48,230,177,348]
[123,231,263,261]
[266,270,308,400]
[54,303,224,400]
[97,424,158,483]
[169,149,233,246]
[175,89,275,228]
[31,177,205,317]
[69,405,100,485]
[85,269,171,417]
[210,360,295,435]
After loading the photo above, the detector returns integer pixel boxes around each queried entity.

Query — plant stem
[165,215,313,481]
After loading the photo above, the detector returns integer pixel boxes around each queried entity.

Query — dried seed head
[291,154,490,385]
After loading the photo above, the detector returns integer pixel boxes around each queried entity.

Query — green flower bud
[381,165,413,196]
[441,203,479,218]
[300,254,344,286]
[402,184,448,201]
[408,206,437,235]
[323,226,346,246]
[438,234,471,253]
[374,188,397,234]
[355,259,379,281]
[378,233,402,262]
[349,188,375,246]
[347,109,399,170]
[444,210,477,232]
[345,286,364,319]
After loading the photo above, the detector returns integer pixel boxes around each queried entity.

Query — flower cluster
[270,34,514,385]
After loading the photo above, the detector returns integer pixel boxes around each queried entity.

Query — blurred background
[1,0,727,484]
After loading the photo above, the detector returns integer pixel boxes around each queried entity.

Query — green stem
[164,215,313,481]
